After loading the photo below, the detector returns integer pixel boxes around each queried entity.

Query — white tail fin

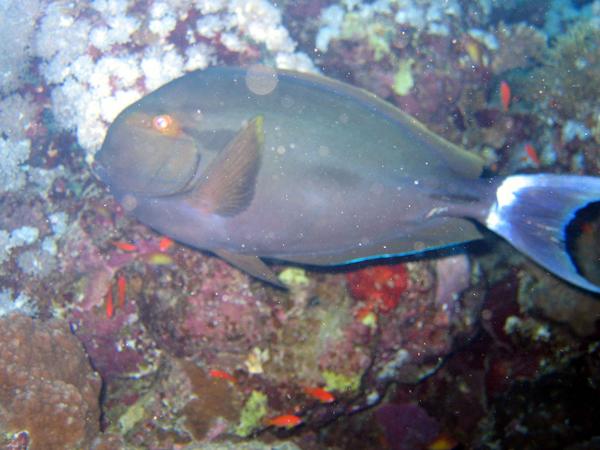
[486,174,600,293]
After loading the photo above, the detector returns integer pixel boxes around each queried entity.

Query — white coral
[0,0,42,92]
[32,0,315,161]
[0,290,38,318]
[0,138,31,194]
[0,94,38,141]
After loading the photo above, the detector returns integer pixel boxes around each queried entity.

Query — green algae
[235,390,268,437]
[392,59,415,96]
[278,267,310,287]
[118,395,149,434]
[360,310,377,328]
[322,370,361,393]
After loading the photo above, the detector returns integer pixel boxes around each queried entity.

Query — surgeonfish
[95,66,600,293]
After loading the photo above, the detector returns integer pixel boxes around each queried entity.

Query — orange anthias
[265,414,302,428]
[117,275,127,308]
[112,240,138,252]
[158,237,174,252]
[105,286,114,318]
[209,369,237,384]
[524,143,540,166]
[500,80,511,112]
[303,387,335,403]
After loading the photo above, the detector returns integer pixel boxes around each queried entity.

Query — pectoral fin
[195,116,264,216]
[214,249,287,289]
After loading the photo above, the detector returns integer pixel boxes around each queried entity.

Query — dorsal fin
[195,116,264,216]
[278,69,485,179]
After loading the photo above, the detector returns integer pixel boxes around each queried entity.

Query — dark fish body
[96,67,600,292]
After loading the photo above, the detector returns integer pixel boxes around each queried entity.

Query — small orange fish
[209,369,237,384]
[303,387,335,403]
[158,237,174,252]
[112,241,138,252]
[265,414,302,428]
[500,80,511,112]
[105,286,114,318]
[117,275,126,308]
[524,143,540,166]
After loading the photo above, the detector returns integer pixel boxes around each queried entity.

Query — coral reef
[0,314,101,450]
[0,0,598,448]
[117,251,482,439]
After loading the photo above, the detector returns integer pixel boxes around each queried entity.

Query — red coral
[346,263,408,313]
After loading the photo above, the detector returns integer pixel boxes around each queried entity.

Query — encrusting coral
[0,313,102,450]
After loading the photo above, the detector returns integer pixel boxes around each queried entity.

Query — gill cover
[96,106,200,197]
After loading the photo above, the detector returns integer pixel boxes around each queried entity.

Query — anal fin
[214,249,287,289]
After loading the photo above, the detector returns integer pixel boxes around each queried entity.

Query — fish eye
[152,114,170,130]
[152,114,181,137]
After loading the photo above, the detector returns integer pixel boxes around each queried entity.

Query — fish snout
[97,111,201,198]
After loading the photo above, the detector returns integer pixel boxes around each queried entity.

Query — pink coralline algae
[0,313,102,450]
[138,252,278,365]
[355,255,482,388]
[124,249,482,437]
[70,296,155,384]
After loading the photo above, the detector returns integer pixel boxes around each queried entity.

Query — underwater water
[0,0,599,449]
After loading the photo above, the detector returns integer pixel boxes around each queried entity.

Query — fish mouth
[91,160,110,184]
[94,137,203,199]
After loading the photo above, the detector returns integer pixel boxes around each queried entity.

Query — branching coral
[491,22,547,74]
[531,20,600,120]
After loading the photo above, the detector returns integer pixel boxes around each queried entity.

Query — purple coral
[375,403,440,450]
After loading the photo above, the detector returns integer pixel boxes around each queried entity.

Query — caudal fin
[485,174,600,293]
